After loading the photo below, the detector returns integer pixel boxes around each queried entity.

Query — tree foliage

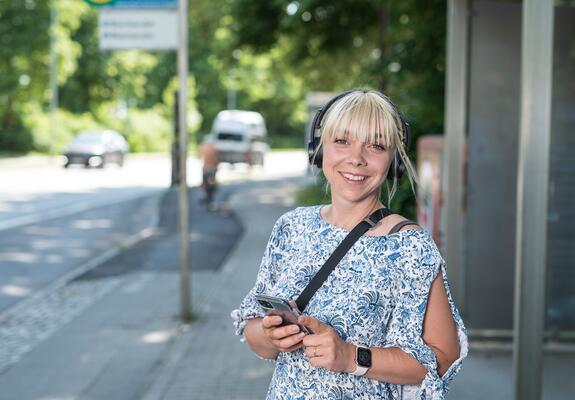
[0,0,447,176]
[228,0,447,215]
[230,0,446,135]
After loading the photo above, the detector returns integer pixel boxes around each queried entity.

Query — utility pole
[171,91,181,187]
[227,49,242,110]
[50,0,58,157]
[177,0,192,323]
[443,0,469,307]
[513,0,554,398]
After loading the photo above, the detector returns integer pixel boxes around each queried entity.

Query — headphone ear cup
[386,154,406,181]
[308,108,324,167]
[314,146,323,168]
[387,156,397,181]
[307,139,317,166]
[309,134,323,168]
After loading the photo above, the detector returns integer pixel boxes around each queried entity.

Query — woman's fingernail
[298,332,305,338]
[292,325,300,333]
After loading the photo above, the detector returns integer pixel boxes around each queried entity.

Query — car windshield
[73,133,105,144]
[217,132,244,142]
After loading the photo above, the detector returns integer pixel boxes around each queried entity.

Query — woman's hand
[299,315,355,373]
[261,315,306,353]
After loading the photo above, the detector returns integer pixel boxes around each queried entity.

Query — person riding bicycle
[199,134,220,209]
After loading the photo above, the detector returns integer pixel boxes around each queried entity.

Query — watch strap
[351,364,369,376]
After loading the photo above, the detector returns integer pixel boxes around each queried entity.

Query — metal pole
[50,0,58,157]
[443,0,469,307]
[227,68,236,110]
[178,0,192,322]
[513,1,554,399]
[171,91,181,187]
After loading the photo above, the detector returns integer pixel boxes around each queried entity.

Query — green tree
[0,0,447,174]
[229,0,448,216]
[0,0,50,150]
[0,0,87,151]
[230,0,446,136]
[186,0,308,146]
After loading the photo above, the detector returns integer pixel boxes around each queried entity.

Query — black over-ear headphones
[307,89,410,181]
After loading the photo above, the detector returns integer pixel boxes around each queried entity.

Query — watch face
[357,347,372,368]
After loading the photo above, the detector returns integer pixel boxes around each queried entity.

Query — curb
[0,191,165,374]
[0,190,164,322]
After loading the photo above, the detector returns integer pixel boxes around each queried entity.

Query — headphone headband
[307,89,410,181]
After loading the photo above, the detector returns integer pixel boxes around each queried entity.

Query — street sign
[99,9,177,50]
[95,0,176,7]
[85,0,117,6]
[84,0,178,8]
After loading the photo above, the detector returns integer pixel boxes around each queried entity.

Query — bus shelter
[439,0,573,398]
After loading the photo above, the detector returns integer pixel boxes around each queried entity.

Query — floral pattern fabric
[231,206,468,399]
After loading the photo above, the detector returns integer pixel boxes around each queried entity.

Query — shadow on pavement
[74,185,243,281]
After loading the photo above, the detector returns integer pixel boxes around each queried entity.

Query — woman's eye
[370,143,385,151]
[335,139,347,145]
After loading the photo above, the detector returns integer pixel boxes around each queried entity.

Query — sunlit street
[0,152,308,228]
[0,151,308,313]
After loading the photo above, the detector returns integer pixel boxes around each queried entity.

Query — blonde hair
[313,90,418,201]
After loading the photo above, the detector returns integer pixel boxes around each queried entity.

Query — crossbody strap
[388,219,418,234]
[294,207,393,312]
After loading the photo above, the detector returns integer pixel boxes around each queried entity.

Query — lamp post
[50,0,58,158]
[178,0,191,323]
[227,49,242,110]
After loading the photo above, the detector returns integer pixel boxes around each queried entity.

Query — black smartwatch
[351,346,372,376]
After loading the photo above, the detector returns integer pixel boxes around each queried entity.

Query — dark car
[63,130,129,168]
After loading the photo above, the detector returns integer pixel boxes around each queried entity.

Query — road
[0,152,309,314]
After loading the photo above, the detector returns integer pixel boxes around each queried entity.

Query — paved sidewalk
[0,178,296,400]
[142,179,307,400]
[1,168,572,399]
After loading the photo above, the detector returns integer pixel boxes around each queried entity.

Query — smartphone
[255,294,311,334]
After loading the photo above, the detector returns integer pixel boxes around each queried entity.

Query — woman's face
[322,133,393,205]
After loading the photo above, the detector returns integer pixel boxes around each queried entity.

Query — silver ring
[313,348,317,357]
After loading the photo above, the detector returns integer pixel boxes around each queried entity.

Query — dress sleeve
[230,213,290,340]
[383,232,468,399]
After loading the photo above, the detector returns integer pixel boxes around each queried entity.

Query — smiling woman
[315,90,418,204]
[232,89,467,399]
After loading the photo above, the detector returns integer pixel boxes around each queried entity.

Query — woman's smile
[339,171,369,183]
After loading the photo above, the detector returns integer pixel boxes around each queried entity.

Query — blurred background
[0,0,447,214]
[0,0,573,399]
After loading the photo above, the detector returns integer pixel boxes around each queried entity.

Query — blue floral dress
[231,206,468,399]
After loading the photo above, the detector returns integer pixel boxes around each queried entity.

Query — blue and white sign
[106,0,177,8]
[99,9,177,50]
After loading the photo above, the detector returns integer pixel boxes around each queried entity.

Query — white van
[211,110,269,166]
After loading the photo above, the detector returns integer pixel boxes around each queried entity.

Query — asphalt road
[0,194,160,313]
[0,152,308,315]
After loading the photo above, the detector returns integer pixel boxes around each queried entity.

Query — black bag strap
[388,219,418,234]
[294,207,393,312]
